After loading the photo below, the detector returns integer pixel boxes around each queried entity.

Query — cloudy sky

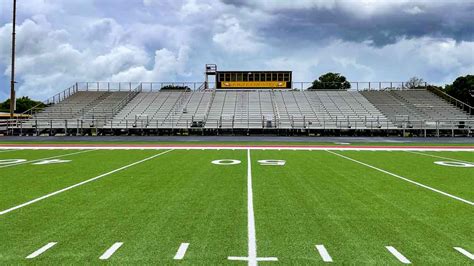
[0,0,473,100]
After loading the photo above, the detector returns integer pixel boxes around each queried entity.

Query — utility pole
[10,0,17,118]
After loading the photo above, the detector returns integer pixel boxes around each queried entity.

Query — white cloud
[85,18,126,47]
[251,0,336,10]
[110,46,191,82]
[0,15,193,100]
[212,15,264,53]
[180,0,212,18]
[263,37,474,85]
[404,6,424,15]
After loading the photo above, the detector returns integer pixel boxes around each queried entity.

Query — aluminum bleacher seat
[361,89,471,128]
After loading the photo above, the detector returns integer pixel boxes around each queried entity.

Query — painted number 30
[211,159,286,166]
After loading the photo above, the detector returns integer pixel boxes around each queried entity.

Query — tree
[0,96,45,113]
[404,77,426,89]
[309,72,351,90]
[444,75,474,106]
[160,85,191,91]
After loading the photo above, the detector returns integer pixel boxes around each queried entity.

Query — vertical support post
[9,0,17,119]
[436,121,439,137]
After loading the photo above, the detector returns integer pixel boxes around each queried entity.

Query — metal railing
[111,84,143,115]
[427,86,473,115]
[3,117,472,131]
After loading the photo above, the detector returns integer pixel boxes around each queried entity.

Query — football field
[0,146,473,265]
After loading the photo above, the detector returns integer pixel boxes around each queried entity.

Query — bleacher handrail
[111,83,143,115]
[427,86,473,115]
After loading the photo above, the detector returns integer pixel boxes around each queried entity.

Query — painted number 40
[0,159,71,165]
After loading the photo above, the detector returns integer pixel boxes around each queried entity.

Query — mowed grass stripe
[0,150,247,264]
[252,150,473,264]
[0,150,167,210]
[332,151,474,202]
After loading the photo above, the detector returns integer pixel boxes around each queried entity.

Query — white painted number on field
[258,160,286,166]
[0,159,72,165]
[211,159,241,165]
[33,159,71,165]
[0,159,26,165]
[434,161,474,168]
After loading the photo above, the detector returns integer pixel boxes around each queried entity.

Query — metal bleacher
[34,91,110,120]
[361,89,471,128]
[12,83,472,136]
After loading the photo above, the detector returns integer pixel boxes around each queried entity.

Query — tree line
[0,97,45,114]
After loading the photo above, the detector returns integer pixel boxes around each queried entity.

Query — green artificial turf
[0,149,472,264]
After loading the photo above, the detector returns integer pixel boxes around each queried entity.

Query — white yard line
[454,247,474,260]
[227,149,277,265]
[228,256,278,261]
[173,243,190,260]
[405,151,473,164]
[386,246,411,264]
[315,245,333,262]
[326,150,474,206]
[0,149,95,169]
[26,242,57,259]
[0,150,173,216]
[99,242,123,260]
[247,149,258,266]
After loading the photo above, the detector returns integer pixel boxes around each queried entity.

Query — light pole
[10,0,17,118]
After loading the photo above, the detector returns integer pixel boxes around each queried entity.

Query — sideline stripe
[0,150,173,216]
[405,151,473,164]
[26,242,57,259]
[247,149,258,266]
[0,149,95,169]
[99,242,123,260]
[0,146,472,151]
[454,247,474,260]
[326,150,474,206]
[386,246,411,264]
[315,245,333,262]
[173,243,189,260]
